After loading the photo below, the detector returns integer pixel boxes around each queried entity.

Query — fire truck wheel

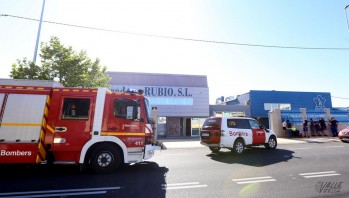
[89,145,121,173]
[265,136,277,150]
[209,146,221,153]
[232,139,245,155]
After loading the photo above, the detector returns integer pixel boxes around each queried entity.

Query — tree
[10,58,43,80]
[10,36,110,88]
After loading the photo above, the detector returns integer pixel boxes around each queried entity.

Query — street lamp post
[345,5,349,32]
[33,0,46,63]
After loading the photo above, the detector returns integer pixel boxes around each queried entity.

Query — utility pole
[33,0,46,63]
[345,5,349,32]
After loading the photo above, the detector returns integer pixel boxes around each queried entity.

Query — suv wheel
[265,136,277,150]
[233,139,245,155]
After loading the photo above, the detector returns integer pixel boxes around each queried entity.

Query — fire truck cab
[0,82,162,173]
[200,117,277,154]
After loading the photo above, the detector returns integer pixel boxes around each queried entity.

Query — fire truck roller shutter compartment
[0,94,47,143]
[0,93,48,163]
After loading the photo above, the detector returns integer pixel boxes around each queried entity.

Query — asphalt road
[156,141,349,198]
[0,140,348,198]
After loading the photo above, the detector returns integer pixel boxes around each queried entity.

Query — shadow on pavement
[207,147,297,167]
[0,162,169,198]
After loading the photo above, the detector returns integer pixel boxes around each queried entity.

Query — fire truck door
[51,97,93,157]
[249,119,266,145]
[106,97,145,147]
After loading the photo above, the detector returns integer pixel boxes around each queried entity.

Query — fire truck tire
[89,145,121,173]
[209,146,221,153]
[232,139,245,155]
[265,136,277,150]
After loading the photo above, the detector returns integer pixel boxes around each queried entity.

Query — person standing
[314,120,321,136]
[303,118,309,138]
[282,120,287,137]
[286,120,292,138]
[319,117,327,136]
[329,117,339,137]
[309,118,315,136]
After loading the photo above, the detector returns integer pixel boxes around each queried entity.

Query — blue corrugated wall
[250,90,332,117]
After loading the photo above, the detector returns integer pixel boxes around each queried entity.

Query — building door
[186,118,191,136]
[167,117,180,137]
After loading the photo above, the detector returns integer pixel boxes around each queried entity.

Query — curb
[159,137,341,149]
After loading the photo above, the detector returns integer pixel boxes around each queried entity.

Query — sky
[1,0,349,107]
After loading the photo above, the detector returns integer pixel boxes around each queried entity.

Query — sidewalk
[158,136,341,149]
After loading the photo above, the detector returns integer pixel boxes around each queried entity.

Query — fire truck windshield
[144,98,152,123]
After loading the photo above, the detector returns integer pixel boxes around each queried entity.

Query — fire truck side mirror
[149,118,155,124]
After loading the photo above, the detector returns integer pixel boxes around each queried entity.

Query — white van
[200,117,277,154]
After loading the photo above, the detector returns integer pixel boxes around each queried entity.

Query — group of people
[282,117,339,138]
[283,120,297,138]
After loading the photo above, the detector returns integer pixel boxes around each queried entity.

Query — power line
[332,96,349,100]
[2,13,349,51]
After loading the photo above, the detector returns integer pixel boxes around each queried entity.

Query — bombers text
[1,150,32,156]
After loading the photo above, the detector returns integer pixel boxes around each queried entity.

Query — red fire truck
[0,81,162,173]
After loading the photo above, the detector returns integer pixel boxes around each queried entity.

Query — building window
[157,117,167,136]
[191,118,205,136]
[214,111,246,117]
[264,103,291,111]
[148,97,193,105]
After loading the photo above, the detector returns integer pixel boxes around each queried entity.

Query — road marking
[232,176,276,184]
[162,182,207,190]
[299,171,341,178]
[1,191,107,198]
[325,146,345,148]
[0,187,121,198]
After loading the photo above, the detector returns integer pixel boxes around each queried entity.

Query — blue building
[247,90,331,116]
[216,90,333,127]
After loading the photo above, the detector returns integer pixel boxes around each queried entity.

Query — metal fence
[281,110,302,125]
[330,110,349,124]
[306,110,328,122]
[281,109,349,125]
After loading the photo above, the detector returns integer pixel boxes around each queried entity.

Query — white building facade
[108,72,209,137]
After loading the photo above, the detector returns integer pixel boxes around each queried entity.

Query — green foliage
[10,58,47,80]
[10,36,110,88]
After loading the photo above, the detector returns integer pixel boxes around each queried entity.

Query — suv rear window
[202,118,221,130]
[227,119,250,129]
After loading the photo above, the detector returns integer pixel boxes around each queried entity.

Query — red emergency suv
[200,117,277,154]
